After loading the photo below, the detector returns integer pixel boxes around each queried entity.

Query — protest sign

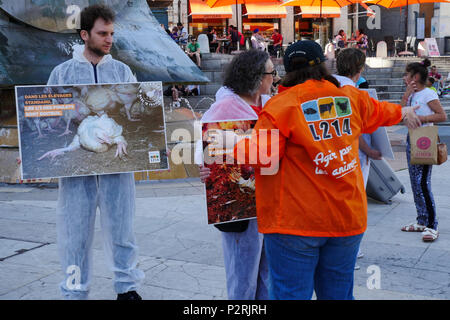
[16,82,169,179]
[202,119,257,225]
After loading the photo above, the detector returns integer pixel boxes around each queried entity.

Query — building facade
[150,0,337,47]
[148,0,450,55]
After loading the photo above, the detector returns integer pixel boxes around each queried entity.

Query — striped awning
[189,0,233,18]
[295,6,341,17]
[244,3,288,18]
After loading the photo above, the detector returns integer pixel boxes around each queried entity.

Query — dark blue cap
[283,40,326,72]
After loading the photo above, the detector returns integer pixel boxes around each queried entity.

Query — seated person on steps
[186,38,202,68]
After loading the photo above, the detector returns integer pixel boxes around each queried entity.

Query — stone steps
[364,72,450,80]
[201,70,224,83]
[377,92,405,100]
[199,53,233,96]
[363,72,406,79]
[198,83,222,96]
[370,84,406,92]
[366,56,450,64]
[201,53,234,71]
[363,56,450,104]
[382,62,450,68]
[364,67,406,73]
[385,98,450,106]
[368,78,405,85]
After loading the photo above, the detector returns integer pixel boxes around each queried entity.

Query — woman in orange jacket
[232,40,421,300]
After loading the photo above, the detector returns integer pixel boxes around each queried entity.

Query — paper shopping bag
[409,126,438,165]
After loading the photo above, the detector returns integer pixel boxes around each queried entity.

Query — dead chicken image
[81,86,117,117]
[57,89,91,137]
[78,82,162,122]
[228,167,255,193]
[38,114,128,161]
[113,82,163,121]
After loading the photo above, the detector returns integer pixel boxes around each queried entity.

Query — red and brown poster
[202,120,257,225]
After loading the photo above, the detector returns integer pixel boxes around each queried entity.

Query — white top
[47,44,136,85]
[333,74,356,87]
[251,35,265,50]
[408,87,439,127]
[179,27,189,41]
[335,35,344,43]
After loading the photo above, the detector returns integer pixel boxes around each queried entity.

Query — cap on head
[283,40,326,73]
[254,28,259,33]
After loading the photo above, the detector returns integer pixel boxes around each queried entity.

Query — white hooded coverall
[47,45,144,299]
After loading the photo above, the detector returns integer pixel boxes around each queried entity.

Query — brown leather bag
[437,137,448,165]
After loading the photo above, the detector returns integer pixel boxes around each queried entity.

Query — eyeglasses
[263,70,277,77]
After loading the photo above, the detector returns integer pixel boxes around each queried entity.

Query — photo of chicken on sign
[15,82,169,180]
[202,120,257,225]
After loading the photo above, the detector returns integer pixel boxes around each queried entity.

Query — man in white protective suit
[46,4,144,300]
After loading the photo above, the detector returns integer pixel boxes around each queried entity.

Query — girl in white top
[400,59,447,242]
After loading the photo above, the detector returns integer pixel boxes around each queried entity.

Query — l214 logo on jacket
[301,97,352,141]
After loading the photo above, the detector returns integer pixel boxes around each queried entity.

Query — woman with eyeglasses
[198,50,277,300]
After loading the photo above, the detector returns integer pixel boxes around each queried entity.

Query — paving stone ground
[1,128,450,300]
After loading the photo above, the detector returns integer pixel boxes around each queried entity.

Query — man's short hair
[80,4,115,34]
[177,22,183,27]
[336,48,366,78]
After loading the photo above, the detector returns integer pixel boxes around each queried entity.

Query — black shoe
[117,291,142,300]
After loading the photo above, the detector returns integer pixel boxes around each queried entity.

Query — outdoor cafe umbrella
[207,0,281,5]
[281,0,362,44]
[207,0,282,49]
[366,0,450,43]
[280,0,361,20]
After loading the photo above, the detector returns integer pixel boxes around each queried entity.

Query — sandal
[401,222,426,232]
[422,228,439,242]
